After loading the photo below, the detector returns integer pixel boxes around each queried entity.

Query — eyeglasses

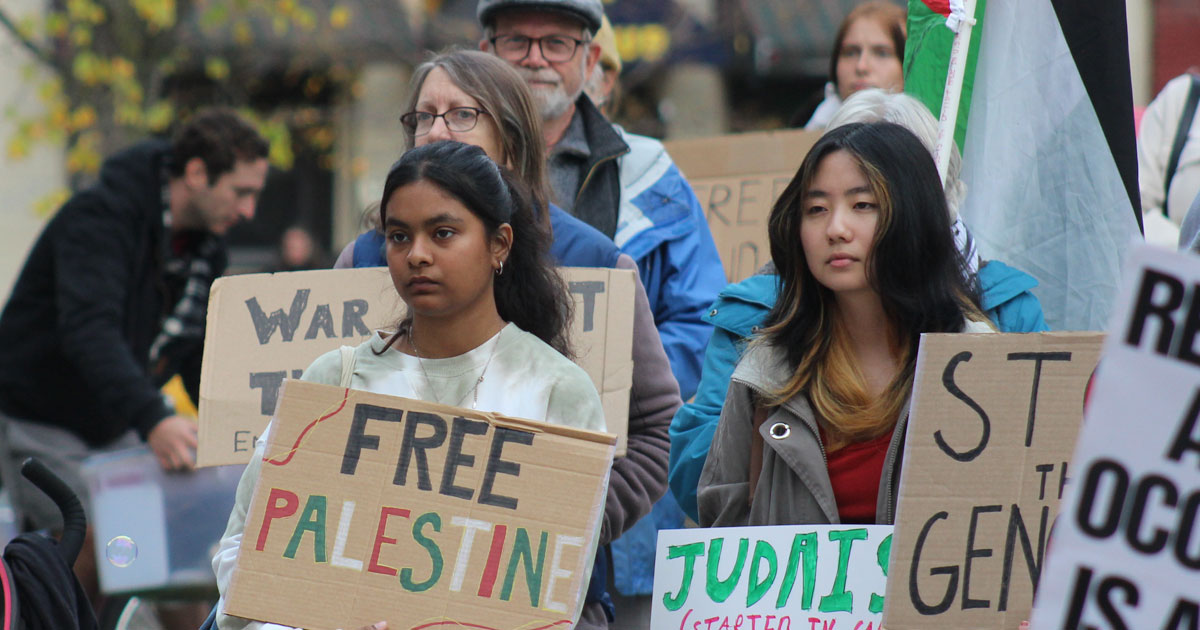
[489,34,588,63]
[399,107,489,136]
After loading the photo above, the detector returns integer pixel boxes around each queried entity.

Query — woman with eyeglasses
[332,48,681,630]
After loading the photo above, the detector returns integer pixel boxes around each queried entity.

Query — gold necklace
[409,326,501,409]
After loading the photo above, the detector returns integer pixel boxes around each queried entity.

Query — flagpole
[934,0,978,185]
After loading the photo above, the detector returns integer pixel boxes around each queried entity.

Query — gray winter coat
[697,320,994,528]
[696,341,908,527]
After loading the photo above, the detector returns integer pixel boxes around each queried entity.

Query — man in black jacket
[0,109,268,534]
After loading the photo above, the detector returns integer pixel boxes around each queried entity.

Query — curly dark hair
[167,108,269,182]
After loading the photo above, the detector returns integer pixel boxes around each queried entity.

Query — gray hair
[826,88,967,221]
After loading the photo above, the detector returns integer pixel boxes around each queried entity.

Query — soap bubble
[106,536,137,567]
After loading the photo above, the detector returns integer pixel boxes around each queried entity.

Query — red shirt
[824,430,892,524]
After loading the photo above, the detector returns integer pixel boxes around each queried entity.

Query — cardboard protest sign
[653,525,892,630]
[198,267,635,467]
[224,380,616,630]
[882,332,1103,630]
[1032,246,1200,629]
[665,129,819,282]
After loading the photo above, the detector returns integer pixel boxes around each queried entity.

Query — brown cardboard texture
[224,380,617,630]
[198,267,635,467]
[665,129,820,282]
[882,332,1103,630]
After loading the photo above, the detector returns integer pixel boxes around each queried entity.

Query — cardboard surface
[1032,246,1200,628]
[665,129,820,282]
[198,267,635,467]
[882,332,1103,630]
[224,380,616,630]
[652,525,892,630]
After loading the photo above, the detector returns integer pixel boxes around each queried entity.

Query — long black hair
[378,140,573,357]
[762,122,983,435]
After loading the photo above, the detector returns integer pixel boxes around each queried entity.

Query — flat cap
[477,0,604,35]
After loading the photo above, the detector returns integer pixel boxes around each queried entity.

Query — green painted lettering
[500,528,547,606]
[663,542,705,611]
[400,512,443,592]
[706,537,749,603]
[283,494,327,563]
[746,540,778,606]
[818,528,868,613]
[776,532,817,609]
[869,534,892,614]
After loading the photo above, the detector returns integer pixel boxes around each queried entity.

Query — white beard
[517,62,586,122]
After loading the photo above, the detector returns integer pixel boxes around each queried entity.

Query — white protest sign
[1032,245,1200,628]
[652,525,892,630]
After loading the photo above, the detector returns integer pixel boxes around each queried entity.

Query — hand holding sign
[225,381,616,629]
[147,414,198,471]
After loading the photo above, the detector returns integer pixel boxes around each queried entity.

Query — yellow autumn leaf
[70,25,92,47]
[71,52,102,85]
[46,12,69,38]
[145,102,174,131]
[33,189,71,219]
[233,20,253,46]
[329,5,350,29]
[110,57,135,80]
[7,137,29,160]
[133,0,177,31]
[205,57,230,80]
[294,7,316,31]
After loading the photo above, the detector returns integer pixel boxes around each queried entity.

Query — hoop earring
[495,261,504,276]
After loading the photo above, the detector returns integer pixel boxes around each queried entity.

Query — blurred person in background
[1139,70,1200,247]
[0,108,268,611]
[477,0,727,404]
[268,225,327,272]
[584,15,622,117]
[801,1,906,129]
[670,89,1049,522]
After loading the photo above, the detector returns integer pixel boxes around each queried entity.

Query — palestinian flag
[903,0,987,150]
[905,0,1142,331]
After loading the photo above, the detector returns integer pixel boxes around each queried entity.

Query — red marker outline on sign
[264,387,351,467]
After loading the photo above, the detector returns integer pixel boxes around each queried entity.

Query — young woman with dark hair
[374,140,573,359]
[331,49,684,629]
[697,121,992,527]
[210,141,605,630]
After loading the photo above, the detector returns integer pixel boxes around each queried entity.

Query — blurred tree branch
[0,6,52,65]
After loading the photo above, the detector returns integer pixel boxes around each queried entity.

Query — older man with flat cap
[478,0,726,406]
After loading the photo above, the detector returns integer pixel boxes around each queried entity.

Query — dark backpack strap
[1165,73,1200,215]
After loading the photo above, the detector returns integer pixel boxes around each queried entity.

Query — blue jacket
[668,260,1050,521]
[608,131,727,401]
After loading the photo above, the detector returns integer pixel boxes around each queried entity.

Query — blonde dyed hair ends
[759,122,984,441]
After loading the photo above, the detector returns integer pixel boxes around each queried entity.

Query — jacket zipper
[881,412,909,524]
[574,149,628,210]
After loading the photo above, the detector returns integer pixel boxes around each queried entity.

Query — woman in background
[802,1,906,129]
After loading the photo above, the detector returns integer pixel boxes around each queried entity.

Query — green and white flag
[903,0,987,152]
[904,0,1142,332]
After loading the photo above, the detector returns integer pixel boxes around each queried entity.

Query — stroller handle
[20,458,87,564]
